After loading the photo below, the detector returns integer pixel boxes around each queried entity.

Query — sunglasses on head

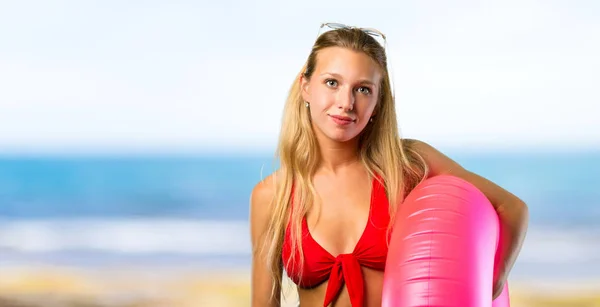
[318,22,387,46]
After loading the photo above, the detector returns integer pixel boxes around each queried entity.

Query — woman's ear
[299,74,310,103]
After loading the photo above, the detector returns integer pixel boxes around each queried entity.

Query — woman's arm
[407,139,529,299]
[249,175,281,306]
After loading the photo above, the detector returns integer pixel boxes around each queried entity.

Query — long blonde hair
[262,27,428,302]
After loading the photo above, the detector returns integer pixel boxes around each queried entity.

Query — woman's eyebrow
[319,72,376,86]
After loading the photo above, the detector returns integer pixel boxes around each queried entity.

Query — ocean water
[0,151,599,279]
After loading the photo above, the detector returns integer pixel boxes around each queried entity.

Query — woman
[250,23,529,307]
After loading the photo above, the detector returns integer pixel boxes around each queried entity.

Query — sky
[0,0,598,154]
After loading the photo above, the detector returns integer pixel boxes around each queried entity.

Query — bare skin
[250,47,529,306]
[251,160,383,307]
[250,174,280,307]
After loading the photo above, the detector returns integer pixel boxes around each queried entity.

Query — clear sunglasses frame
[317,22,387,47]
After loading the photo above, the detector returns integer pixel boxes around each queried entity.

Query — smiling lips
[329,114,356,126]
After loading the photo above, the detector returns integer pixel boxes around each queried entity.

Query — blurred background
[1,0,599,306]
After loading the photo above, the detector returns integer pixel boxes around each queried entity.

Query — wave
[517,227,600,264]
[0,219,599,266]
[0,218,250,255]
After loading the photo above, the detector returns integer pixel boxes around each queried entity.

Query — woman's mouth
[329,114,355,126]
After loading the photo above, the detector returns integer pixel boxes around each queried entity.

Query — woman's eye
[325,79,338,87]
[358,87,372,95]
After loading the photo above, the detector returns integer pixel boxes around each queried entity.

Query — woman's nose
[337,87,355,111]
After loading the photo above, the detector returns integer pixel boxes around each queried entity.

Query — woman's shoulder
[401,137,427,150]
[249,169,283,226]
[400,138,429,162]
[251,170,280,206]
[400,137,468,178]
[249,171,280,248]
[401,138,441,162]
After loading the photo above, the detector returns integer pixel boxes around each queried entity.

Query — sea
[1,150,599,281]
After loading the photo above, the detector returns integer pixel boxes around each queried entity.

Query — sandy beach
[1,265,600,307]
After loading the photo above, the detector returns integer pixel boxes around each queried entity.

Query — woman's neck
[317,138,361,176]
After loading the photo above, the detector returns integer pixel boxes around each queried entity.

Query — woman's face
[301,47,381,143]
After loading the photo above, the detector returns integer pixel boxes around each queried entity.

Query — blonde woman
[250,23,529,307]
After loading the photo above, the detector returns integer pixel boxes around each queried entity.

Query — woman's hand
[492,275,507,300]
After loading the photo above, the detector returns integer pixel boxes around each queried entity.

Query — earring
[305,101,310,108]
[370,117,374,122]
